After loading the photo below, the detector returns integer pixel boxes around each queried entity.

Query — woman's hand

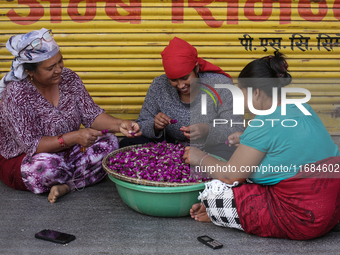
[76,128,103,147]
[183,146,207,166]
[227,131,244,147]
[120,120,142,138]
[154,112,171,133]
[180,123,209,141]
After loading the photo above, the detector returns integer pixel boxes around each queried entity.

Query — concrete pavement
[0,176,339,255]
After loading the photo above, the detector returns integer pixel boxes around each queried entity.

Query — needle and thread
[163,119,177,142]
[80,128,135,153]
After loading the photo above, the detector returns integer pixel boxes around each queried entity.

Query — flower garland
[107,142,210,183]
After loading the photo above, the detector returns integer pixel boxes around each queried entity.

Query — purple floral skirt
[15,133,118,194]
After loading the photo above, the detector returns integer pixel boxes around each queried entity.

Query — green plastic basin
[108,175,205,217]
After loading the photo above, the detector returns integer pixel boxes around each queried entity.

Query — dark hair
[23,62,42,73]
[238,51,292,97]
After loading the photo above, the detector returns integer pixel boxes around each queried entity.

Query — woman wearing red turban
[120,37,244,160]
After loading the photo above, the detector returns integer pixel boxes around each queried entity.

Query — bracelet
[199,153,211,166]
[57,134,69,148]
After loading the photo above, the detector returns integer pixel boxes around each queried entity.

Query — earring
[30,76,33,81]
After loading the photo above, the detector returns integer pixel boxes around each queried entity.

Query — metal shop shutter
[1,0,340,133]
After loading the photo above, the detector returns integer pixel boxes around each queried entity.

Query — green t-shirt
[240,103,340,185]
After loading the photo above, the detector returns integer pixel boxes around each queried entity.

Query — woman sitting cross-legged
[183,51,340,240]
[0,28,141,203]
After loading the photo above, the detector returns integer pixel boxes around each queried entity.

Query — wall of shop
[1,0,340,134]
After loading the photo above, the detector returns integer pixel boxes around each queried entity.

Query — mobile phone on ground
[197,235,223,249]
[35,229,76,244]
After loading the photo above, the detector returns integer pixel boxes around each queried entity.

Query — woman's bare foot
[190,203,211,222]
[48,184,71,203]
[190,203,201,218]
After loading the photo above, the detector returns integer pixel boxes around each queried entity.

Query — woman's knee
[22,153,63,169]
[98,133,119,151]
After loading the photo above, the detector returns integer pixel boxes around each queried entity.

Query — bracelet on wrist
[199,153,211,166]
[57,134,69,148]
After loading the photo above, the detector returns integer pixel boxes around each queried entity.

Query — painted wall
[1,0,340,133]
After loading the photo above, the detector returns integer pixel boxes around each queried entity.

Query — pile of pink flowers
[107,142,210,183]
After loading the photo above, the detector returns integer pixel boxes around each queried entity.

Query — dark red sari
[0,154,27,190]
[233,156,340,240]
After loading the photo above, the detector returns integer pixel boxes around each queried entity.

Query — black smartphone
[197,235,223,249]
[35,229,76,244]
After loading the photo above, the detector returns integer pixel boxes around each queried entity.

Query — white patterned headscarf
[0,28,59,99]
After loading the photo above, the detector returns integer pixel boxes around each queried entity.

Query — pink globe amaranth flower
[170,119,177,124]
[107,141,210,183]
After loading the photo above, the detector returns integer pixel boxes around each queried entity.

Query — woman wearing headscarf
[120,37,244,160]
[0,28,141,203]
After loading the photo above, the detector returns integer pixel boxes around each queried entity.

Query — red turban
[161,37,232,80]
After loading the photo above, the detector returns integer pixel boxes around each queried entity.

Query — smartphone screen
[199,236,214,242]
[35,229,76,244]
